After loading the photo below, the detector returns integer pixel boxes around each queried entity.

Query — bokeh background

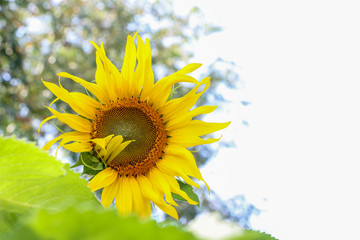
[1,0,360,239]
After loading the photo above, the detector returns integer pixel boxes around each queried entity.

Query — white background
[173,1,360,239]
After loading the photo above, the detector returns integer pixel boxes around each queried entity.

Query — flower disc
[92,97,167,176]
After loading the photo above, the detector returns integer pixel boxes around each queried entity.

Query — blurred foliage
[0,136,278,240]
[0,0,254,229]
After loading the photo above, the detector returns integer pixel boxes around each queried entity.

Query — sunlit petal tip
[55,143,61,156]
[58,76,62,88]
[38,115,56,133]
[133,30,141,39]
[175,63,203,75]
[100,43,107,54]
[49,98,59,107]
[202,180,210,194]
[157,203,179,220]
[56,72,66,77]
[89,40,100,50]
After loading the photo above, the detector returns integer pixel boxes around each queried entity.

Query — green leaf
[83,165,103,176]
[0,137,99,215]
[2,207,278,240]
[71,156,84,168]
[172,179,200,206]
[225,229,279,240]
[72,152,105,176]
[0,211,20,237]
[73,152,105,174]
[5,207,198,240]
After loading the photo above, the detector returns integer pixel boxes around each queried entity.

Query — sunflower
[40,33,230,219]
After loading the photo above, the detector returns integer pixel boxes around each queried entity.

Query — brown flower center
[91,97,167,176]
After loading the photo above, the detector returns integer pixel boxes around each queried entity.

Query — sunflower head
[40,33,230,219]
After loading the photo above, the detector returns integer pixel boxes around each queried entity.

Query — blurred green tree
[0,0,255,227]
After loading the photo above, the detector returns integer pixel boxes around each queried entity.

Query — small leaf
[172,193,186,201]
[80,152,98,164]
[80,152,103,167]
[172,179,200,207]
[73,152,105,174]
[81,158,103,170]
[70,157,83,168]
[83,165,103,176]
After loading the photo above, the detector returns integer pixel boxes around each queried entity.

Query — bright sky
[173,1,360,239]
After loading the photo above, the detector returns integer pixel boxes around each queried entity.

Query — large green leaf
[0,137,99,214]
[6,207,198,240]
[226,229,278,240]
[3,206,279,240]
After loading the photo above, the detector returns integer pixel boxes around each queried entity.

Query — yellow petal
[57,72,107,103]
[161,77,211,123]
[91,41,123,99]
[104,135,123,153]
[91,134,114,150]
[49,98,59,107]
[155,203,179,220]
[106,138,134,164]
[143,200,151,218]
[101,46,124,98]
[137,175,178,220]
[121,35,137,98]
[42,131,91,151]
[173,63,202,75]
[139,38,154,101]
[148,168,178,206]
[164,144,210,193]
[170,120,231,137]
[101,175,120,209]
[94,48,114,102]
[46,107,92,133]
[128,176,148,217]
[133,36,145,97]
[88,168,118,192]
[115,176,133,216]
[162,173,198,205]
[89,40,100,50]
[165,105,218,132]
[92,135,114,159]
[168,135,221,148]
[38,115,56,133]
[148,74,198,109]
[68,92,102,118]
[43,81,101,119]
[137,175,162,203]
[62,142,92,153]
[156,156,200,189]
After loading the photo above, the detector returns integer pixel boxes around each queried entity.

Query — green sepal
[172,179,200,207]
[83,165,103,176]
[71,152,105,176]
